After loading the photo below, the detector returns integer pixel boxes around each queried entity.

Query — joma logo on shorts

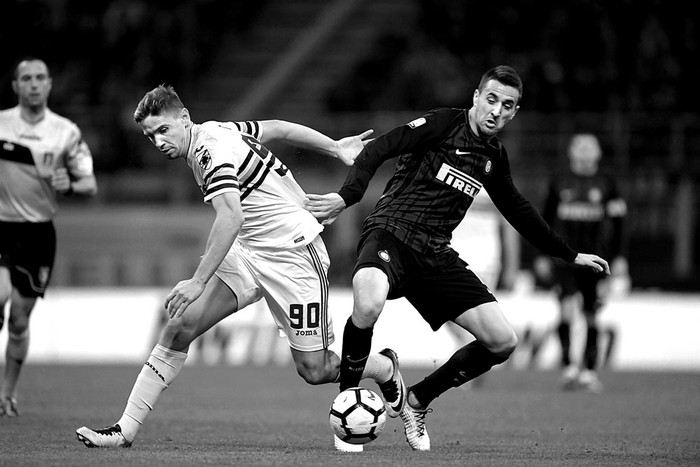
[295,330,318,336]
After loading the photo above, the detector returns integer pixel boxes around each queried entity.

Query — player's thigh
[453,301,517,352]
[0,266,11,303]
[164,276,239,348]
[352,266,390,316]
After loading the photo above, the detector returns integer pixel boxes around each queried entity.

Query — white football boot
[76,424,132,448]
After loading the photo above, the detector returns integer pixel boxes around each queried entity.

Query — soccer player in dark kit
[535,133,628,393]
[305,65,610,451]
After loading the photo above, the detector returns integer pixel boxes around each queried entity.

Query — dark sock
[411,341,508,407]
[557,321,571,366]
[339,317,373,390]
[584,325,599,370]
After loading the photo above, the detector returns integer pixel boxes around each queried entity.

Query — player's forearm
[260,120,337,157]
[70,175,98,197]
[193,214,239,284]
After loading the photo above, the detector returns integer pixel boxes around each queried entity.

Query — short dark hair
[478,65,523,102]
[12,56,50,80]
[133,84,185,123]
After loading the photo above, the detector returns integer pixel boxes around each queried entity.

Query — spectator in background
[534,133,628,393]
[0,57,97,416]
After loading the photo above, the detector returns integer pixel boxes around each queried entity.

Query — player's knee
[161,318,199,349]
[296,361,331,385]
[484,329,518,357]
[351,296,384,327]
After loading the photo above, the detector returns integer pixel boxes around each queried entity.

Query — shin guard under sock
[584,326,599,370]
[339,317,373,391]
[118,344,187,440]
[411,341,508,407]
[557,322,571,366]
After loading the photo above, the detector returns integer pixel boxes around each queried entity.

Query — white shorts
[215,235,334,352]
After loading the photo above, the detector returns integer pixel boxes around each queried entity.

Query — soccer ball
[329,387,387,445]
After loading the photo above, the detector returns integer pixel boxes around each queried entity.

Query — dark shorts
[0,221,56,298]
[354,228,496,331]
[553,262,603,313]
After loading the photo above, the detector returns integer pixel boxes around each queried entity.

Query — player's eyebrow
[142,124,167,138]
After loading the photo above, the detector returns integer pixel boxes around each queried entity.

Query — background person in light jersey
[76,85,399,452]
[0,57,97,417]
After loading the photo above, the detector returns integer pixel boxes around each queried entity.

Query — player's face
[470,80,520,137]
[12,60,52,110]
[139,109,191,160]
[568,134,601,175]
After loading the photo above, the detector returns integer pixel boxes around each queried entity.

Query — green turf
[0,365,698,466]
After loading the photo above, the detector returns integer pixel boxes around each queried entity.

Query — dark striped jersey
[541,171,626,258]
[338,107,577,266]
[185,120,322,250]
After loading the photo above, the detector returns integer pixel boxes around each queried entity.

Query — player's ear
[181,107,191,124]
[472,89,479,107]
[510,105,520,120]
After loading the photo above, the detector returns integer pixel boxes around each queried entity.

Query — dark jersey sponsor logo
[436,162,482,197]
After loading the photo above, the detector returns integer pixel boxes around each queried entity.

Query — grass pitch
[0,364,698,466]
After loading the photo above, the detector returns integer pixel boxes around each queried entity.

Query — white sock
[362,353,392,384]
[117,345,187,441]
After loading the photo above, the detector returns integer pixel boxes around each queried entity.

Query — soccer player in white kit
[76,85,403,452]
[0,57,97,417]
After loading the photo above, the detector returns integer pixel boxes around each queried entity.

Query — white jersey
[186,120,323,250]
[0,106,94,222]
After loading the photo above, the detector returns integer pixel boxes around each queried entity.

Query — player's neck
[19,104,47,125]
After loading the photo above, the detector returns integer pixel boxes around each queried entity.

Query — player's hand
[334,129,373,166]
[304,193,347,225]
[165,278,206,318]
[573,253,610,275]
[51,168,72,194]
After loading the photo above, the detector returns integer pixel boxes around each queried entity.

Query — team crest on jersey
[378,250,391,263]
[588,187,602,203]
[407,117,426,129]
[195,145,212,170]
[485,159,492,173]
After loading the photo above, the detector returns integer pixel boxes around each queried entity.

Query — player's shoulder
[0,106,20,123]
[45,108,82,134]
[197,121,240,145]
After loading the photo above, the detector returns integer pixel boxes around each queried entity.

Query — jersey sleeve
[486,149,577,262]
[338,108,461,207]
[65,124,94,178]
[199,141,240,204]
[231,121,263,140]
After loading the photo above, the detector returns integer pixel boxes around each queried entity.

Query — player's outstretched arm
[304,193,346,226]
[259,120,373,165]
[573,253,610,275]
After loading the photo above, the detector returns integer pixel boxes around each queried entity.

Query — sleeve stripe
[205,183,240,198]
[204,163,236,184]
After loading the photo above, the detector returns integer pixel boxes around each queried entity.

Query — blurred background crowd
[1,0,698,291]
